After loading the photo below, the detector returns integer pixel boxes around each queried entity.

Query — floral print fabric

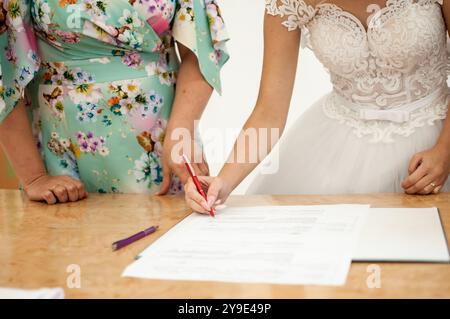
[0,0,229,193]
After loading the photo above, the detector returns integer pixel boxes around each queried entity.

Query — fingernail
[434,186,442,194]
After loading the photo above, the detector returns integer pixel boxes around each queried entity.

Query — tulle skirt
[247,94,450,195]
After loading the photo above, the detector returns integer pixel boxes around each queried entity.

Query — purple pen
[112,225,159,251]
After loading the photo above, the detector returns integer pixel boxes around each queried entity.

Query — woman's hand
[184,176,232,214]
[401,145,450,195]
[24,174,87,204]
[157,135,209,195]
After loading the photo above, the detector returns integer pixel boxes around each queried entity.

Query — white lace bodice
[266,0,450,142]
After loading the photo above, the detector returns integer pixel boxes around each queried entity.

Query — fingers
[416,172,447,195]
[186,196,209,214]
[42,190,57,205]
[419,181,444,195]
[62,176,88,200]
[403,157,448,194]
[433,185,443,194]
[402,164,427,191]
[24,175,87,204]
[428,176,447,195]
[51,184,69,203]
[73,179,88,199]
[184,178,210,214]
[206,179,222,208]
[48,177,87,203]
[408,153,423,175]
[409,174,436,195]
[67,182,79,202]
[61,179,80,202]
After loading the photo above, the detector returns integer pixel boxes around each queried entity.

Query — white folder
[353,208,450,263]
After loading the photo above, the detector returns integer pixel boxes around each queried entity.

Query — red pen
[182,154,215,217]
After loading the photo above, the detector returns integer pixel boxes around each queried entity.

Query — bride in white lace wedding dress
[247,0,450,194]
[184,0,450,213]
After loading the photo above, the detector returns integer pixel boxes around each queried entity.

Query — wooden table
[0,190,449,298]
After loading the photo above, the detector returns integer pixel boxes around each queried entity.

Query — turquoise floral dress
[0,0,228,193]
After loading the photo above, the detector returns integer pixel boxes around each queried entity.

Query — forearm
[218,103,288,191]
[217,14,300,191]
[166,46,213,134]
[0,100,47,186]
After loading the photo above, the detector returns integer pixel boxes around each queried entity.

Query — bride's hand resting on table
[184,176,232,214]
[402,145,450,195]
[24,174,87,204]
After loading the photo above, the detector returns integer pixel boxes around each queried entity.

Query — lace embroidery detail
[267,0,448,143]
[265,0,280,16]
[264,0,449,142]
[265,0,317,31]
[312,0,448,105]
[323,91,449,143]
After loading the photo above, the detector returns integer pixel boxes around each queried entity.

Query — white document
[0,287,64,299]
[123,205,369,286]
[354,208,450,262]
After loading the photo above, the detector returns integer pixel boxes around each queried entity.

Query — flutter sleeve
[173,0,229,94]
[0,0,40,124]
[265,0,317,31]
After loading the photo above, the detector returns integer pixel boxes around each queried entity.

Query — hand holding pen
[182,154,219,217]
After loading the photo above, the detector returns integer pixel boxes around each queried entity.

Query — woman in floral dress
[0,0,228,203]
